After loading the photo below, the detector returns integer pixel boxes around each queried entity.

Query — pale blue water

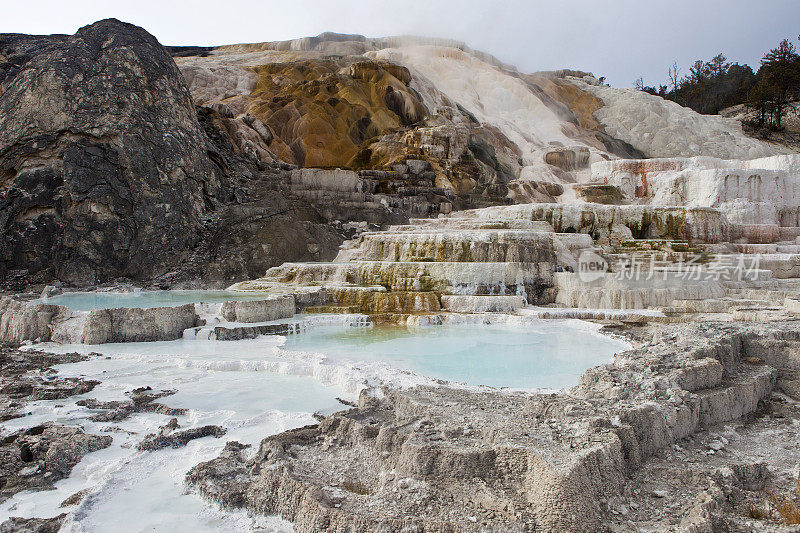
[3,337,340,531]
[37,290,269,310]
[4,321,626,528]
[283,323,628,389]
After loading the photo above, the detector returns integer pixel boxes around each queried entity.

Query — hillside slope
[174,33,793,205]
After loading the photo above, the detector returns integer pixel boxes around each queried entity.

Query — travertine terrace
[2,19,800,533]
[183,152,800,531]
[228,155,800,322]
[187,321,799,531]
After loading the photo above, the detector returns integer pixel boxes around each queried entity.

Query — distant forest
[635,37,800,130]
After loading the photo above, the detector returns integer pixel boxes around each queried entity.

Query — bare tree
[634,77,645,91]
[668,61,681,95]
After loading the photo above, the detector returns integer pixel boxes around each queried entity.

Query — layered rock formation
[592,154,800,227]
[0,292,311,345]
[177,46,520,209]
[227,200,744,317]
[1,23,793,290]
[173,33,789,207]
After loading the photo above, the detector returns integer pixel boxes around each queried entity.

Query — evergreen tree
[749,39,800,129]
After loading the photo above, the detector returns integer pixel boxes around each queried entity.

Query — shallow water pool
[283,322,628,389]
[2,336,340,531]
[37,289,270,310]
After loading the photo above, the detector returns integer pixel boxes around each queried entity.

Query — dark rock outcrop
[0,19,226,285]
[0,514,66,533]
[0,423,112,502]
[0,347,95,421]
[137,425,226,451]
[76,386,186,422]
[163,106,345,285]
[0,19,346,289]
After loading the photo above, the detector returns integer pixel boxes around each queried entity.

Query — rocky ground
[0,424,112,505]
[1,319,799,531]
[0,348,97,423]
[0,347,111,518]
[597,323,800,532]
[606,402,800,532]
[0,345,226,530]
[0,514,65,532]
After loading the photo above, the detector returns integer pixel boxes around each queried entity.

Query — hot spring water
[1,308,628,530]
[36,290,272,310]
[282,323,627,389]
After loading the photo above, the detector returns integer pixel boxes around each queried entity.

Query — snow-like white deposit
[0,316,629,527]
[371,46,572,150]
[574,80,790,160]
[368,45,597,184]
[367,43,791,188]
[178,33,790,195]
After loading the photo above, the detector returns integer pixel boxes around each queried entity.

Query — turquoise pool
[37,290,269,310]
[283,323,628,389]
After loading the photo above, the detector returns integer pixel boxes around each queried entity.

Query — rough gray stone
[0,514,66,533]
[219,296,295,323]
[186,321,798,532]
[77,386,186,422]
[0,20,346,290]
[0,346,95,422]
[0,424,111,502]
[82,304,198,344]
[137,425,226,451]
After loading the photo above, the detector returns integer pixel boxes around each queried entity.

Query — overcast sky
[3,0,799,87]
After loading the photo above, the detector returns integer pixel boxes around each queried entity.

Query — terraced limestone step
[335,230,556,263]
[303,305,361,314]
[439,295,525,313]
[402,219,556,232]
[555,272,725,309]
[445,203,731,243]
[227,194,800,319]
[671,297,773,314]
[236,261,553,303]
[753,253,800,279]
[730,307,794,322]
[519,306,666,322]
[326,289,442,314]
[724,279,800,303]
[733,243,800,254]
[784,297,800,313]
[186,314,372,341]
